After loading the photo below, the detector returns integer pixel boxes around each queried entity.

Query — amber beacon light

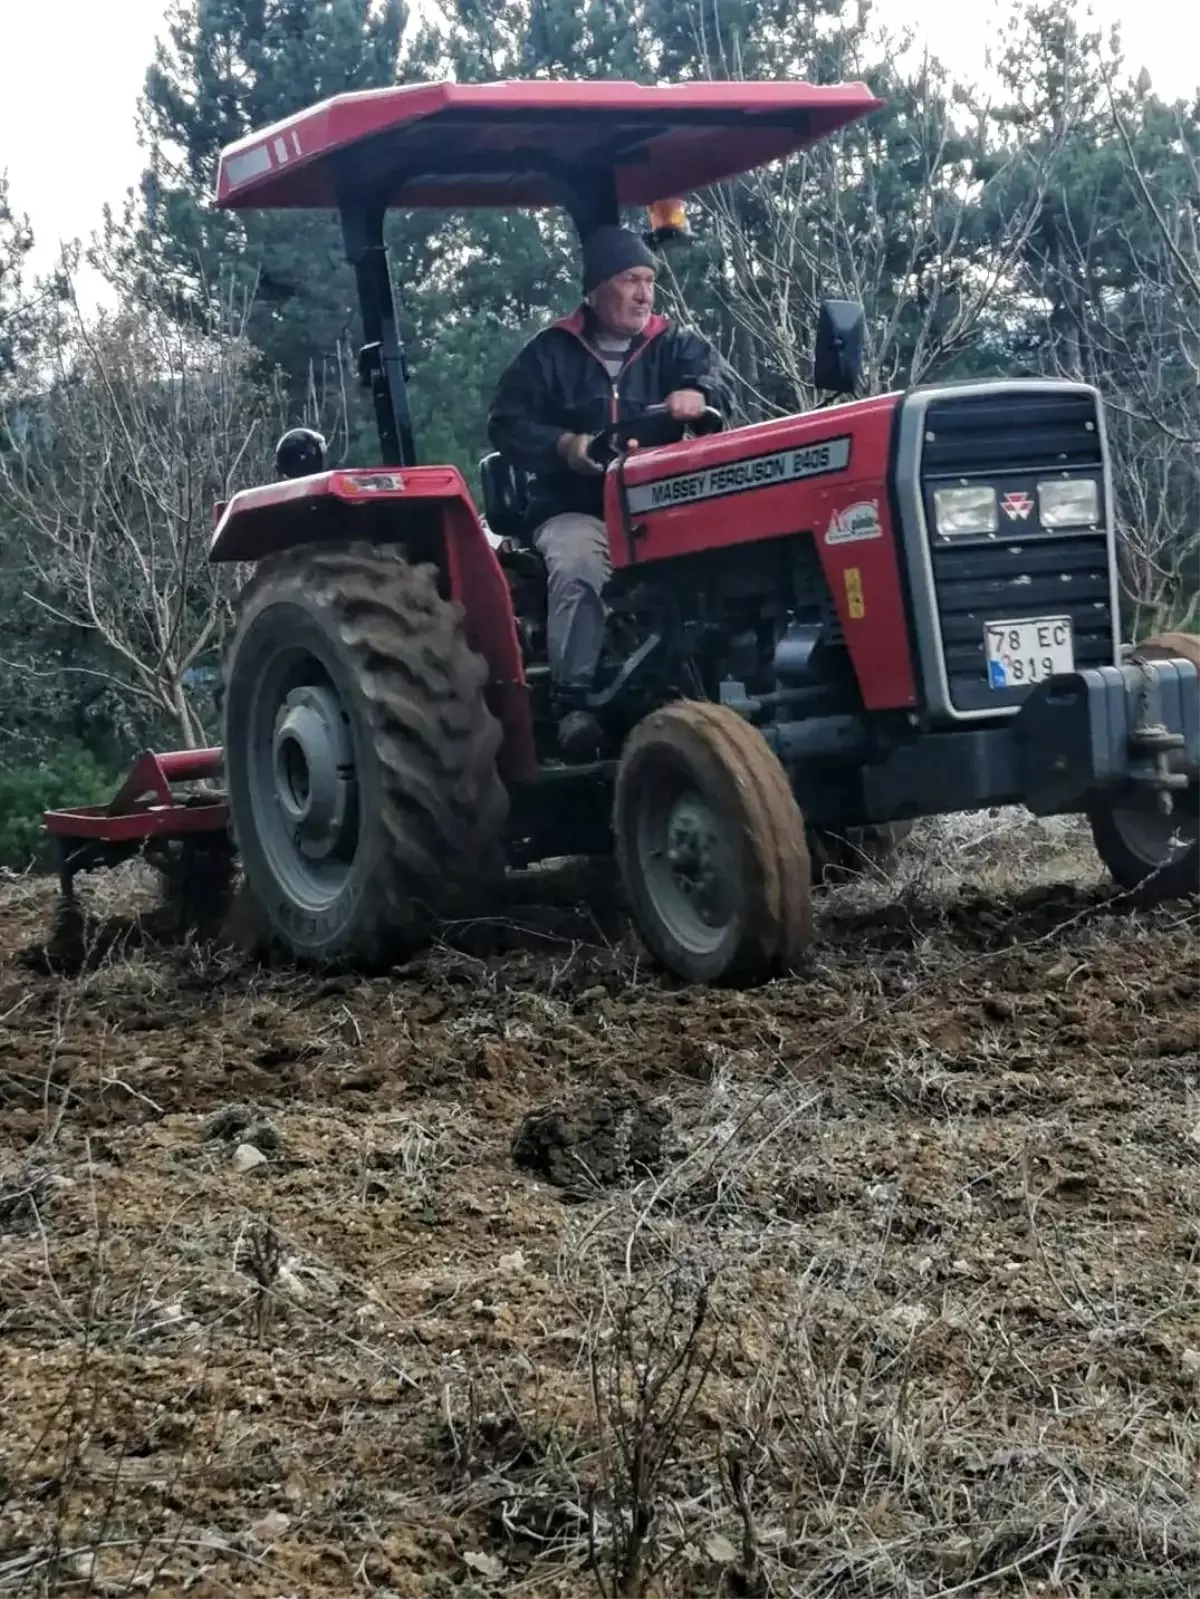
[647,198,691,243]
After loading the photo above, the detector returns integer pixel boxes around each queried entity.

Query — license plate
[984,616,1074,689]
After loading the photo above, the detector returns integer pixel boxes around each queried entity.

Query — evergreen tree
[0,174,35,392]
[986,2,1128,375]
[106,0,594,477]
[100,0,411,402]
[402,0,646,471]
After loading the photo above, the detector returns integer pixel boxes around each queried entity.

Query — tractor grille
[919,389,1114,715]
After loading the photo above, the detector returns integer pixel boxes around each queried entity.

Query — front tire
[222,542,508,966]
[1088,631,1199,902]
[613,702,813,984]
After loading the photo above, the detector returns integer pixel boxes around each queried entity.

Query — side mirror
[814,299,866,395]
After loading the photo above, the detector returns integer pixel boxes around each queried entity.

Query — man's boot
[556,690,603,760]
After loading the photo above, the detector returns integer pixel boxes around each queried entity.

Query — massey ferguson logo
[1001,490,1033,521]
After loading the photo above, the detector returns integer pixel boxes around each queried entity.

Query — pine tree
[0,174,35,392]
[400,0,646,468]
[105,0,599,476]
[100,0,410,400]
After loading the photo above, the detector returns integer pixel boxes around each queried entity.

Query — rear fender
[209,467,536,782]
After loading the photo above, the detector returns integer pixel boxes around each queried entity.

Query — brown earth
[1,816,1198,1598]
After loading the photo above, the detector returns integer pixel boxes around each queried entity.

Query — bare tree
[0,285,327,748]
[1102,91,1199,631]
[1035,86,1199,633]
[1106,406,1199,637]
[1107,84,1200,428]
[1036,222,1197,645]
[661,30,1060,416]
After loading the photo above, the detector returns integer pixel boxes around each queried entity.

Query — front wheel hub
[662,793,729,929]
[271,685,355,860]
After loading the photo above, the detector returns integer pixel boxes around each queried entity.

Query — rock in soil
[231,1142,268,1173]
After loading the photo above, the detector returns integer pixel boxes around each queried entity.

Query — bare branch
[0,279,346,747]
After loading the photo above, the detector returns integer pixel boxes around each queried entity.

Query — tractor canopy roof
[214,78,882,213]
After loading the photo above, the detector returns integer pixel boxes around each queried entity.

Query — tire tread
[225,541,508,963]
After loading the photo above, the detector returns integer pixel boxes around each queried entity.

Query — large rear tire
[222,542,508,966]
[613,702,813,984]
[1088,631,1199,902]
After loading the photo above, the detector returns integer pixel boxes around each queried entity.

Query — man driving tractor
[487,224,730,756]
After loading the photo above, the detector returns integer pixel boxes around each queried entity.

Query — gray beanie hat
[582,225,657,293]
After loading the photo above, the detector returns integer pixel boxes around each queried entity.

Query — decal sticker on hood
[825,499,882,544]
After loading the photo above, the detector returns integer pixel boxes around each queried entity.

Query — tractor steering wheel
[586,402,725,468]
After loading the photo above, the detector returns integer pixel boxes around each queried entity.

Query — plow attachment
[43,747,231,898]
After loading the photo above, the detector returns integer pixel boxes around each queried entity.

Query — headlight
[932,484,998,536]
[1037,478,1099,528]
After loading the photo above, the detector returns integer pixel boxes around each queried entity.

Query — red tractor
[45,79,1199,984]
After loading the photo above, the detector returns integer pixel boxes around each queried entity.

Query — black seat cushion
[479,451,535,544]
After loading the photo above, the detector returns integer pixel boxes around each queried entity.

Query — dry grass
[1,815,1197,1597]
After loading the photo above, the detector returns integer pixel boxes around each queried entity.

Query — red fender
[209,467,536,782]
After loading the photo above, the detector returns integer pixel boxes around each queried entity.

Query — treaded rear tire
[613,701,812,985]
[223,542,508,966]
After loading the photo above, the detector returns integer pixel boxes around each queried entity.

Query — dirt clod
[512,1088,672,1192]
[0,1159,54,1235]
[204,1103,255,1140]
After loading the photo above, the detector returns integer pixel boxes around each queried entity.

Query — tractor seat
[479,451,536,546]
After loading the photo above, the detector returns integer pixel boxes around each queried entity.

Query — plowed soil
[1,816,1197,1598]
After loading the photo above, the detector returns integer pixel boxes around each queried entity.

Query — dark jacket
[486,307,732,525]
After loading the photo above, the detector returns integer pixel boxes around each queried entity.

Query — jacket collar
[553,305,669,348]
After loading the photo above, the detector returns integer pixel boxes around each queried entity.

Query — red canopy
[215,78,882,212]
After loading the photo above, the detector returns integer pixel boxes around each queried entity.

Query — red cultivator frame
[43,748,231,898]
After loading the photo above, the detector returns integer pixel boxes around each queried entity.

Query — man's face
[592,266,656,337]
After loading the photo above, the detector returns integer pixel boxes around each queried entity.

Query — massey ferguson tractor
[44,78,1199,984]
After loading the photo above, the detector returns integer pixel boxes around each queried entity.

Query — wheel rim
[1105,787,1198,871]
[635,772,739,957]
[244,640,361,912]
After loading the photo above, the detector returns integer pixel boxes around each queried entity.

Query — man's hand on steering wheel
[664,388,709,422]
[581,400,725,468]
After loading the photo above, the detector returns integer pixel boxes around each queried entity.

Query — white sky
[1,0,1197,307]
